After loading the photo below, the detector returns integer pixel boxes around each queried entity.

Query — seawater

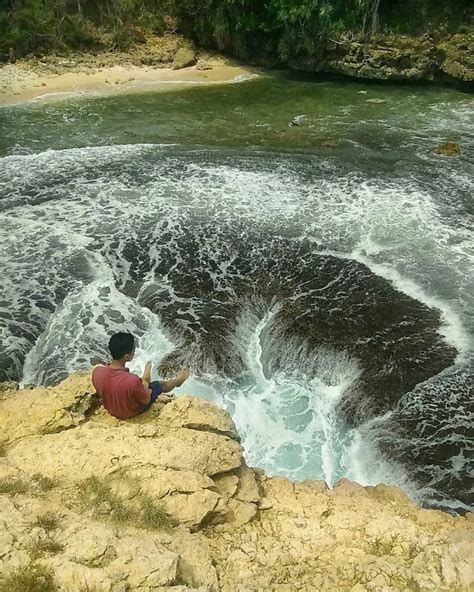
[0,74,472,513]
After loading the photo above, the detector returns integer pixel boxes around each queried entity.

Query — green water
[0,73,471,160]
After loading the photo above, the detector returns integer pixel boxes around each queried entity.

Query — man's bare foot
[176,367,190,385]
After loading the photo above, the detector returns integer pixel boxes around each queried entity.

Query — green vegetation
[32,473,58,492]
[0,477,29,495]
[0,0,471,62]
[0,0,171,60]
[30,511,62,532]
[65,584,107,592]
[141,494,176,529]
[0,563,57,592]
[0,474,58,496]
[367,534,400,556]
[79,475,133,524]
[25,536,63,560]
[392,575,422,592]
[78,475,174,530]
[173,0,472,61]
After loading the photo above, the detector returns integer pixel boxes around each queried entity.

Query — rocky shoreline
[1,29,472,107]
[0,371,472,591]
[287,31,474,86]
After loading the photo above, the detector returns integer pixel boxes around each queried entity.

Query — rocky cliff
[0,372,472,591]
[288,32,474,84]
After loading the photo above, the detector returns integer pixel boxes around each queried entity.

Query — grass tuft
[368,535,398,556]
[0,478,29,495]
[79,475,176,530]
[110,497,135,524]
[392,575,422,592]
[0,562,57,592]
[30,511,62,532]
[26,536,63,560]
[407,542,422,560]
[405,576,422,592]
[79,476,134,524]
[65,583,106,592]
[79,476,112,500]
[140,495,174,530]
[32,474,58,492]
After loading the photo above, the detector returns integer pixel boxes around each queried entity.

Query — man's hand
[142,361,152,387]
[144,361,152,378]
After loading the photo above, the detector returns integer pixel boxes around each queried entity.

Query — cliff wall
[0,372,472,591]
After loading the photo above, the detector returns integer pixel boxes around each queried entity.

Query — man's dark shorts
[142,381,163,412]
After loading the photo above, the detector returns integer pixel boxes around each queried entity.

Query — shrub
[0,478,29,495]
[32,474,58,492]
[30,511,62,532]
[26,536,63,560]
[140,495,175,530]
[79,475,175,530]
[0,563,57,592]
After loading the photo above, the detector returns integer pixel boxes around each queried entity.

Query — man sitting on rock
[92,332,190,420]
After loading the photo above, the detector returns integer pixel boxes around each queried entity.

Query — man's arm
[142,361,152,390]
[160,368,190,393]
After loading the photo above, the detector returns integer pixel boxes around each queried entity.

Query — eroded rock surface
[0,372,472,591]
[289,32,474,84]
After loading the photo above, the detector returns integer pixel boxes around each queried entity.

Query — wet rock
[289,114,306,127]
[434,141,461,156]
[172,47,197,70]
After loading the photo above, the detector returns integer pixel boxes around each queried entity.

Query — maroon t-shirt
[92,366,151,419]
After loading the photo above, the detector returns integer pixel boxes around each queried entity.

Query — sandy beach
[0,53,259,106]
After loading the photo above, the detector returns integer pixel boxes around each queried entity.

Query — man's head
[108,332,135,362]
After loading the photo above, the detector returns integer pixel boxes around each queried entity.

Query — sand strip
[0,58,260,106]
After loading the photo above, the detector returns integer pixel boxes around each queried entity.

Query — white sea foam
[1,138,472,509]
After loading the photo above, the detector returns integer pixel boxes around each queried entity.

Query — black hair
[108,333,135,360]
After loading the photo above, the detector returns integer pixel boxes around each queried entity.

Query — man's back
[92,366,150,419]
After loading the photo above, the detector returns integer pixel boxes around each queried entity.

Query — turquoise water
[1,74,473,512]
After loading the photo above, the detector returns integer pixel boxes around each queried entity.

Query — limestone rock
[225,498,258,527]
[0,370,96,443]
[234,466,260,503]
[0,381,17,400]
[196,61,213,71]
[159,395,239,441]
[172,47,197,70]
[438,32,474,82]
[7,422,243,483]
[0,373,473,591]
[301,479,329,493]
[288,31,473,84]
[162,489,220,530]
[333,477,369,497]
